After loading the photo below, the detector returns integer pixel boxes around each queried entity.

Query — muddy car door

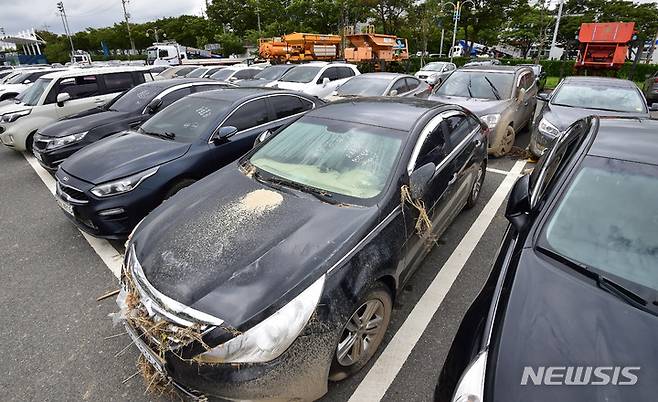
[401,114,453,282]
[516,70,537,127]
[442,112,481,212]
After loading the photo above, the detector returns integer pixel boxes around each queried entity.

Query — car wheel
[329,284,392,382]
[164,179,195,200]
[25,131,35,153]
[465,161,486,209]
[491,125,515,157]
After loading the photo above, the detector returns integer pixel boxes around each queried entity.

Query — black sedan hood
[542,103,650,131]
[39,110,131,138]
[132,166,378,327]
[491,250,658,401]
[60,132,190,184]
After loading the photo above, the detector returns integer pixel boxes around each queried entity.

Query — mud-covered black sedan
[33,79,229,170]
[55,88,321,238]
[437,117,658,402]
[116,98,488,400]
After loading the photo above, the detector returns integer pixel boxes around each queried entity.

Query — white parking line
[348,159,527,402]
[22,153,123,279]
[486,166,522,176]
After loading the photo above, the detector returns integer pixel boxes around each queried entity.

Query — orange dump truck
[575,22,636,71]
[258,33,341,62]
[344,27,409,63]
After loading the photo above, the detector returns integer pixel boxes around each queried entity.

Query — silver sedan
[325,72,431,101]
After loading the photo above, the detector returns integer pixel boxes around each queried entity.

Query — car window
[443,115,472,149]
[109,85,161,112]
[405,77,420,91]
[519,72,533,90]
[318,67,339,83]
[416,126,447,168]
[224,98,269,131]
[103,72,135,93]
[160,87,194,108]
[270,95,314,119]
[530,119,590,208]
[55,75,100,100]
[232,69,259,80]
[337,67,356,79]
[390,79,408,95]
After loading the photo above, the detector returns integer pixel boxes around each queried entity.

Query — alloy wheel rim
[336,299,385,366]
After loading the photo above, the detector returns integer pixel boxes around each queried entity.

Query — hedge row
[387,56,658,80]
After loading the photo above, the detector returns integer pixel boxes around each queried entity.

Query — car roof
[355,72,409,79]
[40,66,151,80]
[460,65,528,73]
[588,117,658,166]
[307,97,453,132]
[188,87,305,102]
[562,76,637,88]
[143,77,218,89]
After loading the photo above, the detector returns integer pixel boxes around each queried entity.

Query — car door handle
[448,173,458,185]
[475,139,482,148]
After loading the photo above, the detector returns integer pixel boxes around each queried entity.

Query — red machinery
[575,22,636,71]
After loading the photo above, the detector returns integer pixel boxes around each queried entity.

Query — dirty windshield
[542,157,658,293]
[250,117,403,200]
[435,70,514,100]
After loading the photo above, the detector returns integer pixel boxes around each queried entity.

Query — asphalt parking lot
[1,129,531,402]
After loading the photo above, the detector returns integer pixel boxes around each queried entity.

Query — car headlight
[194,274,326,364]
[537,118,560,138]
[1,109,31,123]
[452,351,488,402]
[91,166,159,198]
[45,131,88,150]
[480,114,501,129]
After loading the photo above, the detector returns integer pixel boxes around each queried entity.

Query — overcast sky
[0,0,206,35]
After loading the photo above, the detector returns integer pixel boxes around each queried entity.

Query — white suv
[0,67,65,101]
[269,62,360,98]
[0,66,152,152]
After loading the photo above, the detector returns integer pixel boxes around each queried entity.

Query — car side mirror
[409,162,436,199]
[254,129,272,147]
[56,92,71,107]
[322,77,330,86]
[212,126,238,144]
[536,93,549,102]
[650,103,658,112]
[505,174,531,232]
[389,89,399,96]
[146,98,163,114]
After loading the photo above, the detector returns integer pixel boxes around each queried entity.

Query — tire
[491,125,515,157]
[25,131,35,153]
[164,179,195,200]
[329,283,392,382]
[465,161,486,209]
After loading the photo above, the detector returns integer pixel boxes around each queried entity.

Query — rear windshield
[210,69,235,81]
[551,83,647,113]
[109,85,160,112]
[337,76,391,96]
[542,156,658,292]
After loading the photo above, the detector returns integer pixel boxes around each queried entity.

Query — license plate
[125,324,166,373]
[33,150,42,161]
[56,197,74,216]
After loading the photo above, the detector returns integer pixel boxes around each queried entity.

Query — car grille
[56,181,89,204]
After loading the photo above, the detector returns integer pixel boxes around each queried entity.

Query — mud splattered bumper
[164,328,337,401]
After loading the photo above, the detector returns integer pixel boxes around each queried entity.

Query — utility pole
[549,0,564,60]
[56,2,75,55]
[121,0,136,55]
[439,28,445,57]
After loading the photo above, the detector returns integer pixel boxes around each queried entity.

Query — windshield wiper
[467,77,474,98]
[538,246,655,315]
[139,128,175,140]
[484,76,501,100]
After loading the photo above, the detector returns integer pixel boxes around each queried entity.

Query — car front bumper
[54,170,162,239]
[32,140,84,171]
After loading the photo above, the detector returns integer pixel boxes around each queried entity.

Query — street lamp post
[146,28,166,43]
[444,0,475,62]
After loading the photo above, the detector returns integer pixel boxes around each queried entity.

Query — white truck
[146,42,215,66]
